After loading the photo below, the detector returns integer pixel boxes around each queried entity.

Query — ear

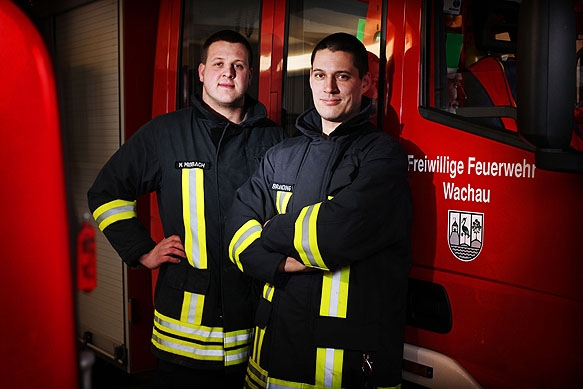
[198,63,205,83]
[361,71,372,94]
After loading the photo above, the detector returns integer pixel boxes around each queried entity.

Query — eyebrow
[312,68,352,75]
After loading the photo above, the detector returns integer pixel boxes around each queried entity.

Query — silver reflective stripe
[155,312,223,341]
[183,168,206,269]
[152,330,223,359]
[323,348,335,387]
[94,204,135,226]
[328,270,341,317]
[276,191,292,214]
[300,205,319,267]
[225,330,254,347]
[231,223,262,260]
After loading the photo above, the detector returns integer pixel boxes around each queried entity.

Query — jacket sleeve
[226,150,288,285]
[260,135,412,271]
[87,122,161,267]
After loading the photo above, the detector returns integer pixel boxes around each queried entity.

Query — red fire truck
[150,0,583,387]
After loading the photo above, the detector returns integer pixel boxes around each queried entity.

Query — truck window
[179,0,262,108]
[420,0,526,149]
[283,0,382,135]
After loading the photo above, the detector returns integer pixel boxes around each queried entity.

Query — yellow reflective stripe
[92,199,136,231]
[294,203,328,269]
[225,328,254,348]
[262,283,275,302]
[154,310,223,342]
[315,347,344,388]
[182,168,207,269]
[152,327,223,361]
[276,191,292,214]
[378,385,401,389]
[225,343,252,366]
[180,291,205,325]
[247,357,268,388]
[320,268,350,318]
[229,219,262,271]
[154,310,253,365]
[252,325,266,365]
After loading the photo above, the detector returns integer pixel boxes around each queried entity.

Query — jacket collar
[295,96,377,140]
[191,94,268,128]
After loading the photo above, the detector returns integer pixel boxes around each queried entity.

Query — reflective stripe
[181,291,205,325]
[276,191,292,214]
[378,385,402,389]
[92,199,136,231]
[294,203,328,270]
[251,283,274,366]
[262,283,275,302]
[315,348,343,388]
[319,268,350,318]
[155,310,223,341]
[180,168,207,325]
[229,219,262,271]
[182,167,207,269]
[225,345,252,366]
[247,357,268,388]
[153,310,253,366]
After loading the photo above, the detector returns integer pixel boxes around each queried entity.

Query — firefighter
[226,32,412,388]
[87,30,285,388]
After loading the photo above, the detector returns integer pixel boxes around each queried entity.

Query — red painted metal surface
[393,1,583,387]
[0,0,78,387]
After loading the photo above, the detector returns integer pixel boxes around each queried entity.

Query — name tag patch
[175,160,210,169]
[271,182,294,192]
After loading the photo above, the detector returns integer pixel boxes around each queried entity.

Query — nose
[223,65,236,79]
[323,77,338,94]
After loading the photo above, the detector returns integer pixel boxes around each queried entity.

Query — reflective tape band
[153,310,253,366]
[315,347,344,388]
[294,203,328,270]
[152,328,223,361]
[155,310,223,342]
[246,357,268,388]
[229,219,262,271]
[180,291,205,325]
[182,167,207,269]
[276,190,292,214]
[92,199,136,231]
[262,283,275,302]
[320,268,350,318]
[225,344,252,366]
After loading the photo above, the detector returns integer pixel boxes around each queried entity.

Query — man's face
[198,41,252,111]
[309,48,370,133]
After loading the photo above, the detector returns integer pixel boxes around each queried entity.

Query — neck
[321,121,339,137]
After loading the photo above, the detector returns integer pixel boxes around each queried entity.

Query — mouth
[320,98,341,105]
[219,83,235,89]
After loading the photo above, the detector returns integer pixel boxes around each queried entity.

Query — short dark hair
[311,32,369,78]
[201,30,253,68]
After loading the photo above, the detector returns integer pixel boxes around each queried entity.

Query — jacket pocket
[165,263,210,295]
[313,316,380,351]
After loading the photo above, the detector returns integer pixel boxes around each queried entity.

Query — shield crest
[448,210,484,262]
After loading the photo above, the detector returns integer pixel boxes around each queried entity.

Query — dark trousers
[153,358,246,389]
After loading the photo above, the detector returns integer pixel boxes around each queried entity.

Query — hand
[139,235,184,269]
[278,256,310,273]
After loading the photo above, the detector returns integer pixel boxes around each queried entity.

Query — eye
[313,72,325,79]
[336,74,350,81]
[213,62,223,67]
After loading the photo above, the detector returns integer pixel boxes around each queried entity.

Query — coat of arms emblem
[448,210,484,261]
